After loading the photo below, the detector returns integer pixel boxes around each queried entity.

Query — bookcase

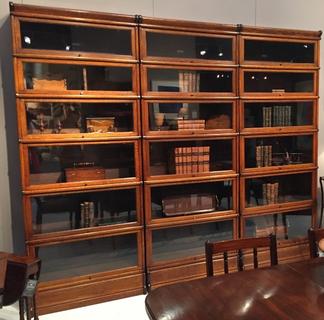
[239,26,320,262]
[10,2,321,314]
[10,3,144,314]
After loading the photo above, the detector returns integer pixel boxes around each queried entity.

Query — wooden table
[145,258,324,320]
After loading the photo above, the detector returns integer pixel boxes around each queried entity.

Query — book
[256,146,262,167]
[203,146,210,172]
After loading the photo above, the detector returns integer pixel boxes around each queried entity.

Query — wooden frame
[239,98,318,134]
[140,27,237,66]
[141,99,238,138]
[240,169,317,215]
[239,67,318,98]
[20,139,142,193]
[17,98,141,142]
[239,132,317,174]
[141,64,237,99]
[14,58,140,99]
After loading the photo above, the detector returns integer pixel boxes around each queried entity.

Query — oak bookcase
[10,2,321,314]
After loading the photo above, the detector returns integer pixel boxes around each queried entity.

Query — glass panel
[31,189,137,234]
[20,21,132,55]
[245,173,312,208]
[148,102,232,131]
[244,39,314,63]
[245,135,313,168]
[28,143,135,185]
[244,101,313,128]
[152,220,233,262]
[25,102,134,134]
[244,71,314,93]
[244,210,312,240]
[23,62,132,91]
[151,181,233,219]
[146,32,232,60]
[149,140,232,176]
[38,234,138,281]
[148,68,232,93]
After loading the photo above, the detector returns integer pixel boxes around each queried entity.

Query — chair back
[308,228,324,258]
[205,234,278,277]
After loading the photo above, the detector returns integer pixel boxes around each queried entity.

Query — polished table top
[145,258,324,320]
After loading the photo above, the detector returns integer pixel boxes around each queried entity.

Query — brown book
[192,146,199,173]
[187,147,193,174]
[274,182,279,203]
[203,146,210,172]
[260,145,264,167]
[262,183,267,205]
[175,148,181,174]
[183,72,189,92]
[177,118,184,131]
[179,71,184,92]
[197,146,204,172]
[268,145,272,166]
[256,146,262,167]
[196,73,200,92]
[178,147,184,174]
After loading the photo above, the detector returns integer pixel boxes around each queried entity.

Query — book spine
[89,201,95,227]
[262,183,267,205]
[175,148,180,174]
[198,146,204,172]
[262,107,267,127]
[179,147,184,174]
[187,147,192,174]
[80,203,85,227]
[267,107,272,127]
[256,146,261,167]
[179,71,184,92]
[266,183,271,205]
[287,105,292,126]
[274,182,279,203]
[192,146,198,173]
[260,145,264,167]
[196,73,200,92]
[268,145,272,166]
[203,146,210,172]
[263,145,269,167]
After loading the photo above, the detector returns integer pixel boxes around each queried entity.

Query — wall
[0,0,323,252]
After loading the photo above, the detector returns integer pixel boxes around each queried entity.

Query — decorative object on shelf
[162,193,218,216]
[272,152,303,165]
[86,117,115,133]
[256,145,272,167]
[32,77,67,90]
[65,162,105,182]
[174,146,210,174]
[262,182,279,205]
[154,112,165,130]
[177,118,205,130]
[205,114,231,129]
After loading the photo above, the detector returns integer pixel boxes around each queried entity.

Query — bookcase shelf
[10,2,321,314]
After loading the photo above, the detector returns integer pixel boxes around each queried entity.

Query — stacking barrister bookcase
[10,2,321,314]
[139,17,240,289]
[10,3,144,313]
[239,26,320,263]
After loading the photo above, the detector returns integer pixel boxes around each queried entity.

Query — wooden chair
[308,228,324,258]
[205,234,278,277]
[1,252,41,320]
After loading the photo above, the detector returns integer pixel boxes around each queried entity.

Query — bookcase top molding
[10,2,321,39]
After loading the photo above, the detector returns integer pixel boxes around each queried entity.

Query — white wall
[0,0,323,252]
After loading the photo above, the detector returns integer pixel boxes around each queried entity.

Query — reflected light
[200,50,207,56]
[65,45,71,51]
[237,298,253,316]
[218,52,224,57]
[24,36,31,44]
[304,44,309,48]
[264,76,268,80]
[251,76,255,80]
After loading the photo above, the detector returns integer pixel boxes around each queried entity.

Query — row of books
[262,106,292,127]
[256,145,272,167]
[80,201,95,227]
[179,71,200,92]
[262,182,279,205]
[174,146,210,174]
[177,118,205,130]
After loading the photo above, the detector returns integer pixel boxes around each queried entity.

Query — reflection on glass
[25,102,133,134]
[148,102,232,131]
[244,71,314,93]
[146,32,232,60]
[23,62,132,91]
[244,101,313,128]
[21,21,132,55]
[245,135,313,168]
[152,220,233,262]
[38,234,138,281]
[245,173,312,208]
[151,181,233,219]
[244,40,314,63]
[244,210,312,240]
[28,143,135,185]
[148,69,232,93]
[149,140,233,176]
[31,189,137,234]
